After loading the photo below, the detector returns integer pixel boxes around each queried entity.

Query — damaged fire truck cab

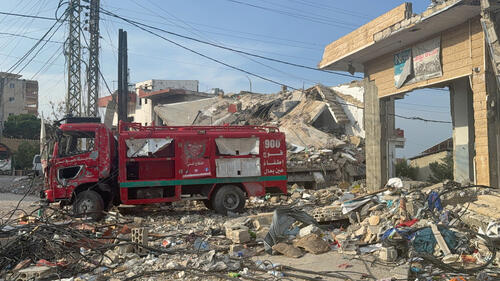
[44,121,287,216]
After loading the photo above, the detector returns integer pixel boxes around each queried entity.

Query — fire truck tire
[73,190,105,220]
[212,185,246,215]
[202,199,213,210]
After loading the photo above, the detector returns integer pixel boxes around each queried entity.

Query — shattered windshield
[58,131,95,157]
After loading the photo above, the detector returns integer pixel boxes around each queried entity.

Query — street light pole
[245,75,252,93]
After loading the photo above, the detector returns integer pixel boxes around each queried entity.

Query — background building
[98,79,211,126]
[0,72,39,122]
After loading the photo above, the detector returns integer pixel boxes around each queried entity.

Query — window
[8,97,14,102]
[144,98,148,104]
[58,131,95,157]
[138,98,142,106]
[8,113,13,116]
[9,83,14,88]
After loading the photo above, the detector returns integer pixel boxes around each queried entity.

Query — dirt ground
[252,251,408,280]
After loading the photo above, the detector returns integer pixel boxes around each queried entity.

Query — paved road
[0,192,39,221]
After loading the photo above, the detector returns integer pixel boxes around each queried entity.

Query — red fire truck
[43,119,287,216]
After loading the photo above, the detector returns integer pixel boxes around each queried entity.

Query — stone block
[249,213,274,230]
[272,243,303,258]
[131,227,149,255]
[16,266,53,281]
[230,244,245,255]
[226,225,251,243]
[115,243,134,255]
[401,18,411,27]
[379,246,397,262]
[298,225,321,238]
[294,233,330,254]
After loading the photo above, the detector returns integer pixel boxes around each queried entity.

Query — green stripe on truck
[119,175,287,188]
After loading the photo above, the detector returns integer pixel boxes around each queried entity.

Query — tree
[3,114,41,139]
[14,141,39,170]
[428,154,453,183]
[395,158,418,180]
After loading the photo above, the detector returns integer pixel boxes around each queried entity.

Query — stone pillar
[472,71,498,186]
[385,97,396,178]
[364,78,389,191]
[449,78,474,183]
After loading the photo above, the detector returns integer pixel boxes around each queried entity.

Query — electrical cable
[30,44,64,80]
[99,10,297,90]
[222,0,357,29]
[105,2,325,49]
[100,8,362,79]
[0,11,56,21]
[15,19,66,75]
[0,32,64,44]
[99,6,452,124]
[130,0,323,86]
[4,9,67,75]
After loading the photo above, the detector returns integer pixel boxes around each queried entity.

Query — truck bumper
[44,189,55,202]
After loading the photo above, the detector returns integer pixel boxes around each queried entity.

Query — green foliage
[3,114,41,139]
[395,159,418,180]
[428,154,453,183]
[14,141,39,170]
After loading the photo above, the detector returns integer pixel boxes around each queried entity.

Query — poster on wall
[394,48,412,88]
[393,37,442,88]
[412,37,442,82]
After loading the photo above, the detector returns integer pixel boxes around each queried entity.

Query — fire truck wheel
[202,200,213,210]
[73,190,105,220]
[212,185,246,215]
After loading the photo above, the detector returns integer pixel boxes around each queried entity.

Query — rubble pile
[1,180,500,280]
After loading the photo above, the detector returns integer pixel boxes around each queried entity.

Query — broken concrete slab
[294,233,330,254]
[272,243,304,258]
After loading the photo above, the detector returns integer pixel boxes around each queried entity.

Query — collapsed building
[152,81,368,188]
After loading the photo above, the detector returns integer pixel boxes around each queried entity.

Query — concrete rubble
[0,178,499,280]
[155,82,366,188]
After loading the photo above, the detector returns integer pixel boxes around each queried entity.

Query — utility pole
[117,29,128,123]
[86,0,100,117]
[66,0,82,116]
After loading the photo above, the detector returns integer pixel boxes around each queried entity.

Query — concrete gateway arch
[319,1,500,190]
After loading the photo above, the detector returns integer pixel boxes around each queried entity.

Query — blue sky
[0,0,450,157]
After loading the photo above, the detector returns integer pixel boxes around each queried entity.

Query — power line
[0,11,56,21]
[104,3,325,48]
[100,8,362,79]
[0,32,64,44]
[288,0,372,19]
[397,106,449,114]
[30,44,64,80]
[334,97,452,124]
[394,114,451,124]
[100,12,323,52]
[222,0,356,29]
[398,101,450,109]
[99,9,298,90]
[13,17,66,74]
[5,10,67,75]
[98,8,450,124]
[132,0,322,85]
